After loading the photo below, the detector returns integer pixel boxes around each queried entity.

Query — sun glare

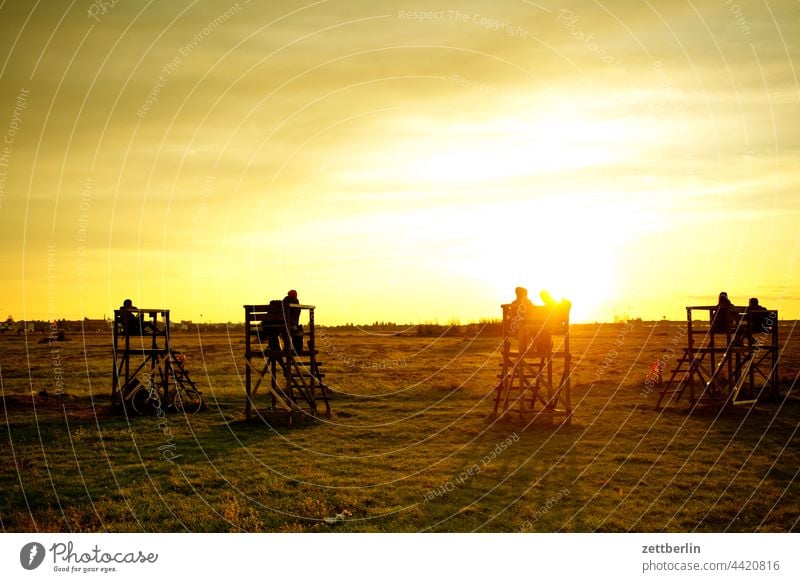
[434,195,624,322]
[363,100,664,322]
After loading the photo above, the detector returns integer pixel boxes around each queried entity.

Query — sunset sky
[1,0,798,325]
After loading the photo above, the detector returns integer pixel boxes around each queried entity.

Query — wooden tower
[112,308,203,414]
[492,303,572,425]
[243,301,330,421]
[656,305,779,409]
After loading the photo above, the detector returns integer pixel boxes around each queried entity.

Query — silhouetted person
[510,287,535,352]
[260,299,284,350]
[510,287,534,318]
[119,299,142,335]
[537,290,571,353]
[256,291,301,351]
[282,289,304,352]
[711,291,733,334]
[540,290,571,320]
[118,299,156,335]
[283,289,299,313]
[745,297,769,346]
[283,290,304,352]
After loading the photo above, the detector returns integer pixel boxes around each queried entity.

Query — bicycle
[119,353,204,415]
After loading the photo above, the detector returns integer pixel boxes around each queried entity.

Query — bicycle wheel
[171,386,203,414]
[120,378,147,415]
[124,385,152,415]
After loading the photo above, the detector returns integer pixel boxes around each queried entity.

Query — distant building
[37,319,112,333]
[81,318,112,332]
[16,320,46,333]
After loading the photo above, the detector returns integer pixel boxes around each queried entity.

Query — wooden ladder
[495,352,548,416]
[655,348,706,408]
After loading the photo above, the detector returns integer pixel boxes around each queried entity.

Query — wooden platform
[111,308,203,414]
[492,303,572,425]
[244,303,331,420]
[656,305,779,410]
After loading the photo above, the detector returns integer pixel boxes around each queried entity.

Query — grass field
[2,322,799,532]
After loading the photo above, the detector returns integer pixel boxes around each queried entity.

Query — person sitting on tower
[540,290,572,320]
[282,289,304,352]
[744,297,769,346]
[118,299,143,335]
[259,299,284,351]
[710,291,733,334]
[509,287,535,353]
[118,299,157,335]
[537,290,571,352]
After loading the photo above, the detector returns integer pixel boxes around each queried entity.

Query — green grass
[1,323,799,532]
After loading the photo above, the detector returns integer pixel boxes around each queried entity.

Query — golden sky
[1,0,798,324]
